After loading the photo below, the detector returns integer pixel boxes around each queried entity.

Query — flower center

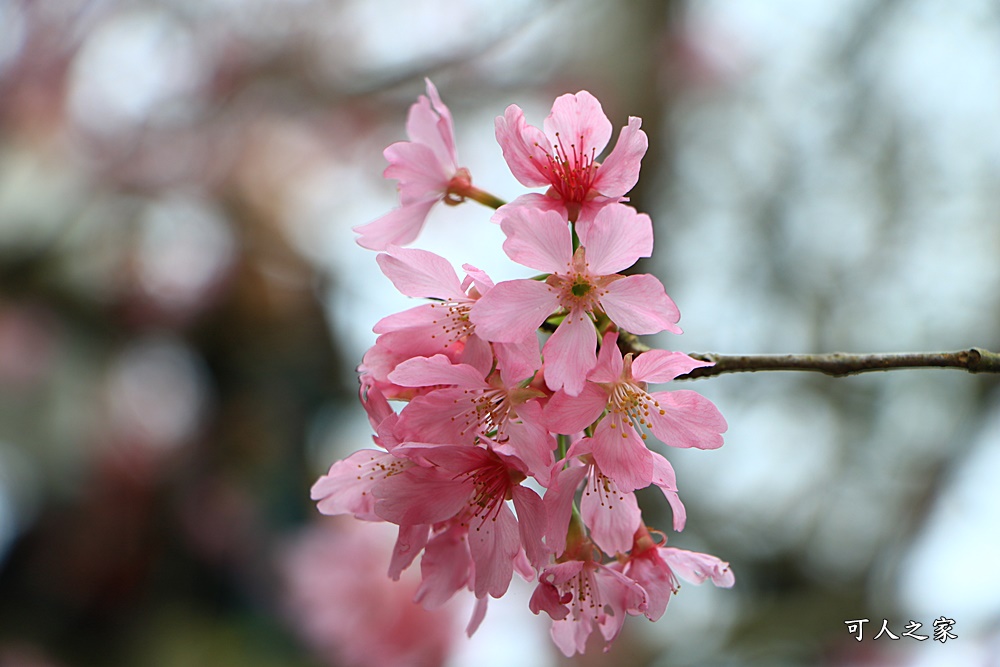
[608,382,660,440]
[539,132,598,204]
[428,301,475,347]
[456,387,512,443]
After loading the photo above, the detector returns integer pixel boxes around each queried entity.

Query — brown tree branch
[615,335,1000,380]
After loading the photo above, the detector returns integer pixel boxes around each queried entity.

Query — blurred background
[1,0,999,665]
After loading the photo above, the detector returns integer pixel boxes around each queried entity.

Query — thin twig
[615,334,1000,380]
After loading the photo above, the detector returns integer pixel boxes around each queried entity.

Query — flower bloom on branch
[545,331,728,491]
[470,203,680,395]
[314,84,735,657]
[494,90,648,233]
[355,79,479,250]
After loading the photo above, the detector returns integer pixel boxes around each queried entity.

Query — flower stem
[466,186,507,210]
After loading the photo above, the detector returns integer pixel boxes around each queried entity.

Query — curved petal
[495,104,551,187]
[388,354,486,388]
[646,389,727,450]
[650,451,686,531]
[580,473,641,556]
[383,141,451,203]
[600,274,682,335]
[468,503,519,599]
[354,198,437,251]
[470,279,559,343]
[490,193,568,225]
[373,465,470,526]
[503,401,556,486]
[311,449,404,520]
[588,330,624,383]
[592,116,647,197]
[542,464,589,557]
[590,419,653,492]
[512,485,549,569]
[544,383,608,435]
[500,207,573,273]
[388,523,430,580]
[631,349,712,384]
[376,246,464,300]
[660,547,735,588]
[394,388,481,444]
[578,204,653,276]
[542,310,598,396]
[404,81,457,171]
[543,91,612,162]
[414,526,470,607]
[495,338,541,386]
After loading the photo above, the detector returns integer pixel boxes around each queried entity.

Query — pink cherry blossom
[620,528,735,622]
[494,90,647,232]
[373,444,547,600]
[362,246,539,396]
[388,353,555,484]
[280,519,459,667]
[355,79,476,250]
[545,331,727,491]
[543,437,686,558]
[529,558,647,657]
[470,203,680,396]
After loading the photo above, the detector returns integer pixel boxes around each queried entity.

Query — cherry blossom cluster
[312,80,734,657]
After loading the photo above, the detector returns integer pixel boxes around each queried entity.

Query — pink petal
[590,420,653,492]
[383,142,451,204]
[376,246,464,300]
[512,485,548,569]
[503,402,555,485]
[599,273,682,335]
[593,564,647,638]
[495,104,551,188]
[466,596,489,637]
[459,333,494,378]
[460,263,494,294]
[311,449,404,520]
[660,547,735,588]
[372,303,438,334]
[529,578,569,620]
[543,383,608,435]
[373,465,470,526]
[469,279,559,343]
[580,474,641,556]
[542,310,598,396]
[490,193,568,225]
[577,204,653,276]
[394,389,481,444]
[414,526,471,607]
[650,451,686,531]
[468,502,519,599]
[587,330,624,383]
[404,81,457,171]
[500,207,573,273]
[388,523,429,580]
[624,552,676,621]
[551,614,593,657]
[354,198,437,251]
[542,91,612,162]
[388,354,486,388]
[543,464,589,557]
[646,389,727,450]
[592,116,647,197]
[494,338,541,386]
[631,349,712,384]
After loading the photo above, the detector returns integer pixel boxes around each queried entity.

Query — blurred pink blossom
[280,518,458,667]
